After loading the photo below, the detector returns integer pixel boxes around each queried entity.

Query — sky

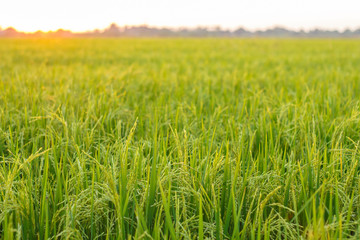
[0,0,360,32]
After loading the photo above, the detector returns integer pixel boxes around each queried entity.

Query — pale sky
[0,0,359,32]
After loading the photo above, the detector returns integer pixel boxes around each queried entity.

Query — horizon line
[2,23,360,34]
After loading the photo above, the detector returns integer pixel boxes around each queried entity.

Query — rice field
[1,38,360,239]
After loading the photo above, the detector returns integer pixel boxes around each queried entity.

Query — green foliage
[1,38,360,239]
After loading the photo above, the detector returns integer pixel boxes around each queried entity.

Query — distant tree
[354,29,360,35]
[103,23,121,36]
[1,27,24,37]
[52,29,72,37]
[234,27,250,36]
[33,30,45,38]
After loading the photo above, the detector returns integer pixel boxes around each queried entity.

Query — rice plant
[1,38,360,239]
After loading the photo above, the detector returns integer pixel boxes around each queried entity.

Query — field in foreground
[1,39,360,239]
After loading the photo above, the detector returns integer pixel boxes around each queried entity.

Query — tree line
[1,23,360,38]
